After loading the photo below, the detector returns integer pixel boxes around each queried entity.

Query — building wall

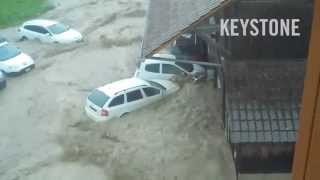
[217,1,313,60]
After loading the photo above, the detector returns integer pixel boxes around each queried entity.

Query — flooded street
[0,0,235,179]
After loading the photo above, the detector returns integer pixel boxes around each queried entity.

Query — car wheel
[20,36,28,41]
[120,112,129,118]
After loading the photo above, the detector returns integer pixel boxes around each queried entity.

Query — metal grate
[224,60,305,143]
[227,99,299,143]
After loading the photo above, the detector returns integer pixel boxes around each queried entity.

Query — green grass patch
[0,0,53,28]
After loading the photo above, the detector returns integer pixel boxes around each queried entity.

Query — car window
[88,89,110,108]
[143,87,160,97]
[36,26,49,34]
[126,89,143,102]
[175,62,194,72]
[162,64,184,75]
[109,94,124,107]
[25,25,49,34]
[0,44,21,61]
[145,64,160,73]
[24,25,37,31]
[48,23,69,34]
[146,80,166,90]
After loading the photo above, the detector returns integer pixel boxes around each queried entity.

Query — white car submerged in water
[85,78,179,122]
[135,54,209,81]
[18,19,83,44]
[0,42,35,75]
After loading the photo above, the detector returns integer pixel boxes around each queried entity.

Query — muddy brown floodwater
[0,0,236,179]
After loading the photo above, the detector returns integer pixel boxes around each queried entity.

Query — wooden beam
[292,0,320,179]
[150,57,222,67]
[305,81,320,179]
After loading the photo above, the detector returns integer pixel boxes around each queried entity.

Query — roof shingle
[142,0,229,57]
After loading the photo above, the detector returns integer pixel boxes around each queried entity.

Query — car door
[161,63,186,80]
[142,87,162,105]
[34,26,52,42]
[24,25,52,42]
[140,63,161,80]
[107,94,126,118]
[23,25,39,39]
[125,89,146,112]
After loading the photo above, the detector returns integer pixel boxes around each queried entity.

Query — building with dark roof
[142,0,230,58]
[141,0,313,176]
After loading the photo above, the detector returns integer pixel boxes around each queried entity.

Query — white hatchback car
[85,78,179,122]
[0,42,35,74]
[18,19,83,44]
[135,54,207,81]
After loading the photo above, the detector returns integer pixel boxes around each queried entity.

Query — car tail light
[101,109,109,116]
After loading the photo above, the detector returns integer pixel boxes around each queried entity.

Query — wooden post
[292,0,320,179]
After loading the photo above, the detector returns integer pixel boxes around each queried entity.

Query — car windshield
[175,62,194,72]
[88,89,110,108]
[147,80,166,90]
[48,23,69,34]
[0,44,21,61]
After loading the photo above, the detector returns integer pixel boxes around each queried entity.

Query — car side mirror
[46,33,52,37]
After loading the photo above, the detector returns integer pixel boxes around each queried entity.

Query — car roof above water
[144,53,177,64]
[23,19,58,27]
[152,53,176,59]
[98,78,149,96]
[144,58,177,65]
